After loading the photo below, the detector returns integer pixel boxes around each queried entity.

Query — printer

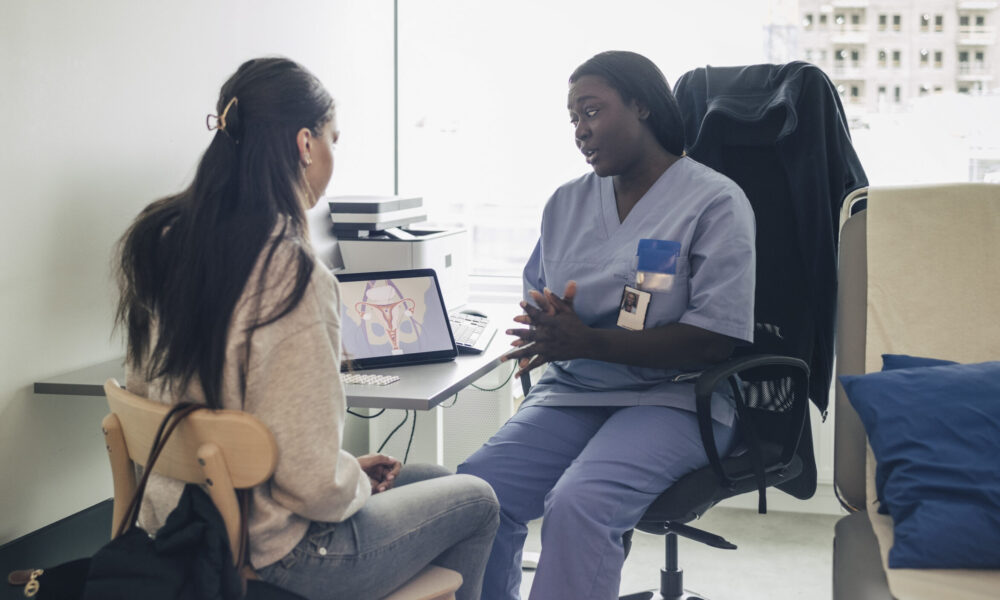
[307,195,469,309]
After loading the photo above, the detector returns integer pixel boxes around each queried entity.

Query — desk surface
[33,304,519,411]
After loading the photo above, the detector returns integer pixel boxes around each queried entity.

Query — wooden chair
[102,378,462,600]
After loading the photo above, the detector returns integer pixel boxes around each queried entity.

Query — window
[919,84,930,96]
[396,1,1000,279]
[396,1,774,277]
[935,15,943,32]
[920,14,930,32]
[960,15,970,28]
[976,15,985,27]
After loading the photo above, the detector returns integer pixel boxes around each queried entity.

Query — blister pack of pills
[342,373,400,386]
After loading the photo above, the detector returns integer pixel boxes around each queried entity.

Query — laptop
[336,268,459,371]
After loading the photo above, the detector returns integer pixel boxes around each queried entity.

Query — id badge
[617,285,651,330]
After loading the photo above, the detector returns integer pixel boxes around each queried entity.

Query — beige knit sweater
[126,227,370,568]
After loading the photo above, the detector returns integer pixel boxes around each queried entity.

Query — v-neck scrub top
[521,157,756,427]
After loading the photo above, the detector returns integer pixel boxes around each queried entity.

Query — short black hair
[570,51,685,155]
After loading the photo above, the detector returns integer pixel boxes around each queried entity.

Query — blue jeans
[257,464,499,600]
[457,405,738,600]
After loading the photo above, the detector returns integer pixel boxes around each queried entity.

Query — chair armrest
[520,373,531,398]
[693,354,809,493]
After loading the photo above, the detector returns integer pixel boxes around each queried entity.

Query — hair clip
[206,96,239,133]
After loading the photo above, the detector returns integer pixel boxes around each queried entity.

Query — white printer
[307,195,469,309]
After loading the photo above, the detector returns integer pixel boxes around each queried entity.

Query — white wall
[0,0,394,544]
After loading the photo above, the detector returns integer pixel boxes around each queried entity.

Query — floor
[0,501,111,600]
[520,507,840,600]
[1,502,839,600]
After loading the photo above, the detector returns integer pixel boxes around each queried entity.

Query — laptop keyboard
[448,313,497,354]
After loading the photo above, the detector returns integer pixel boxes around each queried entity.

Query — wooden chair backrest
[101,378,278,561]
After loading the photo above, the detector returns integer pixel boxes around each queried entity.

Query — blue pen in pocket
[635,239,681,293]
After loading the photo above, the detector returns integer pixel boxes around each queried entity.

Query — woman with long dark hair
[116,57,498,600]
[458,51,756,599]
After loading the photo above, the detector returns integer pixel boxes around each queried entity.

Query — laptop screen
[336,268,458,370]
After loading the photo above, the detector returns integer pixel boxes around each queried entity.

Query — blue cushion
[871,355,960,512]
[839,360,1000,569]
[881,353,957,371]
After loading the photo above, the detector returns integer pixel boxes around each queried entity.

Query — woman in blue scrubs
[457,51,756,600]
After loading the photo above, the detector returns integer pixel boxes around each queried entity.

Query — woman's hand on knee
[358,453,402,493]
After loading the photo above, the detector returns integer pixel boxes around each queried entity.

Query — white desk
[33,305,519,412]
[33,305,520,467]
[341,346,509,410]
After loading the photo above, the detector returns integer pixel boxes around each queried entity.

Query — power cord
[439,362,519,409]
[404,410,417,464]
[347,408,386,419]
[377,410,408,453]
[354,363,517,462]
[470,361,518,392]
[371,410,418,464]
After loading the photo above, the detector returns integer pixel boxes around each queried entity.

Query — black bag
[11,403,303,600]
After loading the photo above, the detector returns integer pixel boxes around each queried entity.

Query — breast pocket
[642,255,690,327]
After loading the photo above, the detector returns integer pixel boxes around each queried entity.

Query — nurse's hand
[504,281,590,378]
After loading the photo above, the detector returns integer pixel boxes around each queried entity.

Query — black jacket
[674,62,867,499]
[675,61,867,415]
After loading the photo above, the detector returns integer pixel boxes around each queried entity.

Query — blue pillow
[870,355,960,512]
[839,360,1000,569]
[881,353,958,371]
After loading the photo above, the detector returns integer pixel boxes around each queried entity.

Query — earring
[303,155,313,167]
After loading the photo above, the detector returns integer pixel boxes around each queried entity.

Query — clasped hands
[358,453,401,494]
[502,281,592,378]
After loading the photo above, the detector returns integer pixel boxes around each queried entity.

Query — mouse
[458,308,488,319]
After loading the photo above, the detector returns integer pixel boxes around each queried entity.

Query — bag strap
[237,489,251,573]
[115,402,207,539]
[115,401,259,580]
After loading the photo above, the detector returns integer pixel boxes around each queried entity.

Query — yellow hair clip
[206,96,239,133]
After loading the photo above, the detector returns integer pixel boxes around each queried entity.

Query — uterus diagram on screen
[351,279,429,355]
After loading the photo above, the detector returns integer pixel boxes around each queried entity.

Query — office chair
[102,378,463,600]
[624,61,867,600]
[517,61,866,599]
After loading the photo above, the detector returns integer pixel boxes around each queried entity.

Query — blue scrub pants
[457,404,738,600]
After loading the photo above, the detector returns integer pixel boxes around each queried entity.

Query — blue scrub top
[521,157,756,427]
